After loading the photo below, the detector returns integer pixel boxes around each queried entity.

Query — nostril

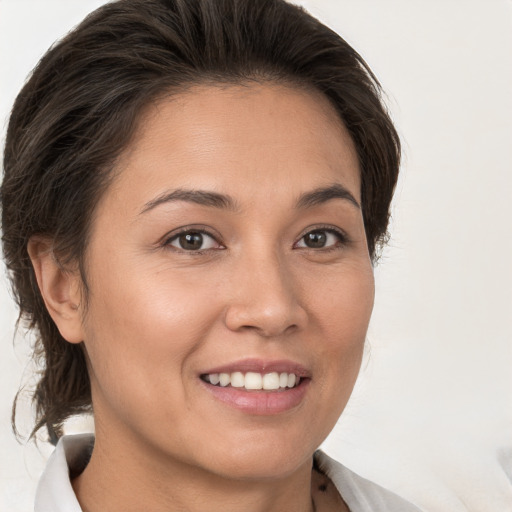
[224,302,304,337]
[240,322,298,337]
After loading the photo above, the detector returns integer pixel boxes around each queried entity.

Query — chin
[193,431,318,481]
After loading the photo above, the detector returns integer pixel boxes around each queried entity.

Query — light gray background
[1,1,511,510]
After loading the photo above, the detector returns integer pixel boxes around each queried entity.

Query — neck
[72,427,316,512]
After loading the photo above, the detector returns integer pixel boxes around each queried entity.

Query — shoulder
[35,434,92,512]
[314,450,423,512]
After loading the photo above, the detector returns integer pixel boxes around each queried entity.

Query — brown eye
[304,231,327,248]
[167,231,219,251]
[295,229,344,249]
[179,232,203,250]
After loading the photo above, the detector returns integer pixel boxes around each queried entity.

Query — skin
[30,83,374,512]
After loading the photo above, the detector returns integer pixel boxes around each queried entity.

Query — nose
[223,250,308,338]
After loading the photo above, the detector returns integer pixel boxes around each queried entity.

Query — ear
[27,236,85,344]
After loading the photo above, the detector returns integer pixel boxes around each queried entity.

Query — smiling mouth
[201,371,301,391]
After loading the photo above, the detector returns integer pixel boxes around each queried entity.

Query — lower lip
[201,379,310,415]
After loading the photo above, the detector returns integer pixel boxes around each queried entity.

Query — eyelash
[161,225,349,254]
[162,226,224,255]
[294,225,349,251]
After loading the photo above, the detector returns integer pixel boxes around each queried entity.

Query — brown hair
[1,0,400,443]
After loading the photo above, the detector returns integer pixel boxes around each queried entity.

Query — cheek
[308,260,374,343]
[307,261,374,401]
[80,260,222,403]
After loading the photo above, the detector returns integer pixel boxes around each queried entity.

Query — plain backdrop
[1,1,511,511]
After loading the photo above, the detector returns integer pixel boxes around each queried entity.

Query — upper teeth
[205,372,299,390]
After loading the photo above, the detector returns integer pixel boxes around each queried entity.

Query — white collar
[313,450,422,511]
[35,434,92,512]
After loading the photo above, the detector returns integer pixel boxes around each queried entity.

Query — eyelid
[161,225,224,251]
[293,225,350,249]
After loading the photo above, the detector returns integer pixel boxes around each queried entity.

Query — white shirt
[35,434,422,511]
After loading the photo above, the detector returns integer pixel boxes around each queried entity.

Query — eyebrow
[140,189,239,215]
[140,182,360,215]
[296,184,360,210]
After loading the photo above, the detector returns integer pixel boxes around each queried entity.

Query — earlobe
[27,237,85,344]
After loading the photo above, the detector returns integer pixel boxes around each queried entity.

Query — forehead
[107,82,361,212]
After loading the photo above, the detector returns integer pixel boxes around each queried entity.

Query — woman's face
[78,83,374,479]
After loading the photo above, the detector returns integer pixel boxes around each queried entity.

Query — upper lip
[200,358,311,378]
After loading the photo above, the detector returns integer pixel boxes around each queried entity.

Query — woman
[1,0,422,510]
